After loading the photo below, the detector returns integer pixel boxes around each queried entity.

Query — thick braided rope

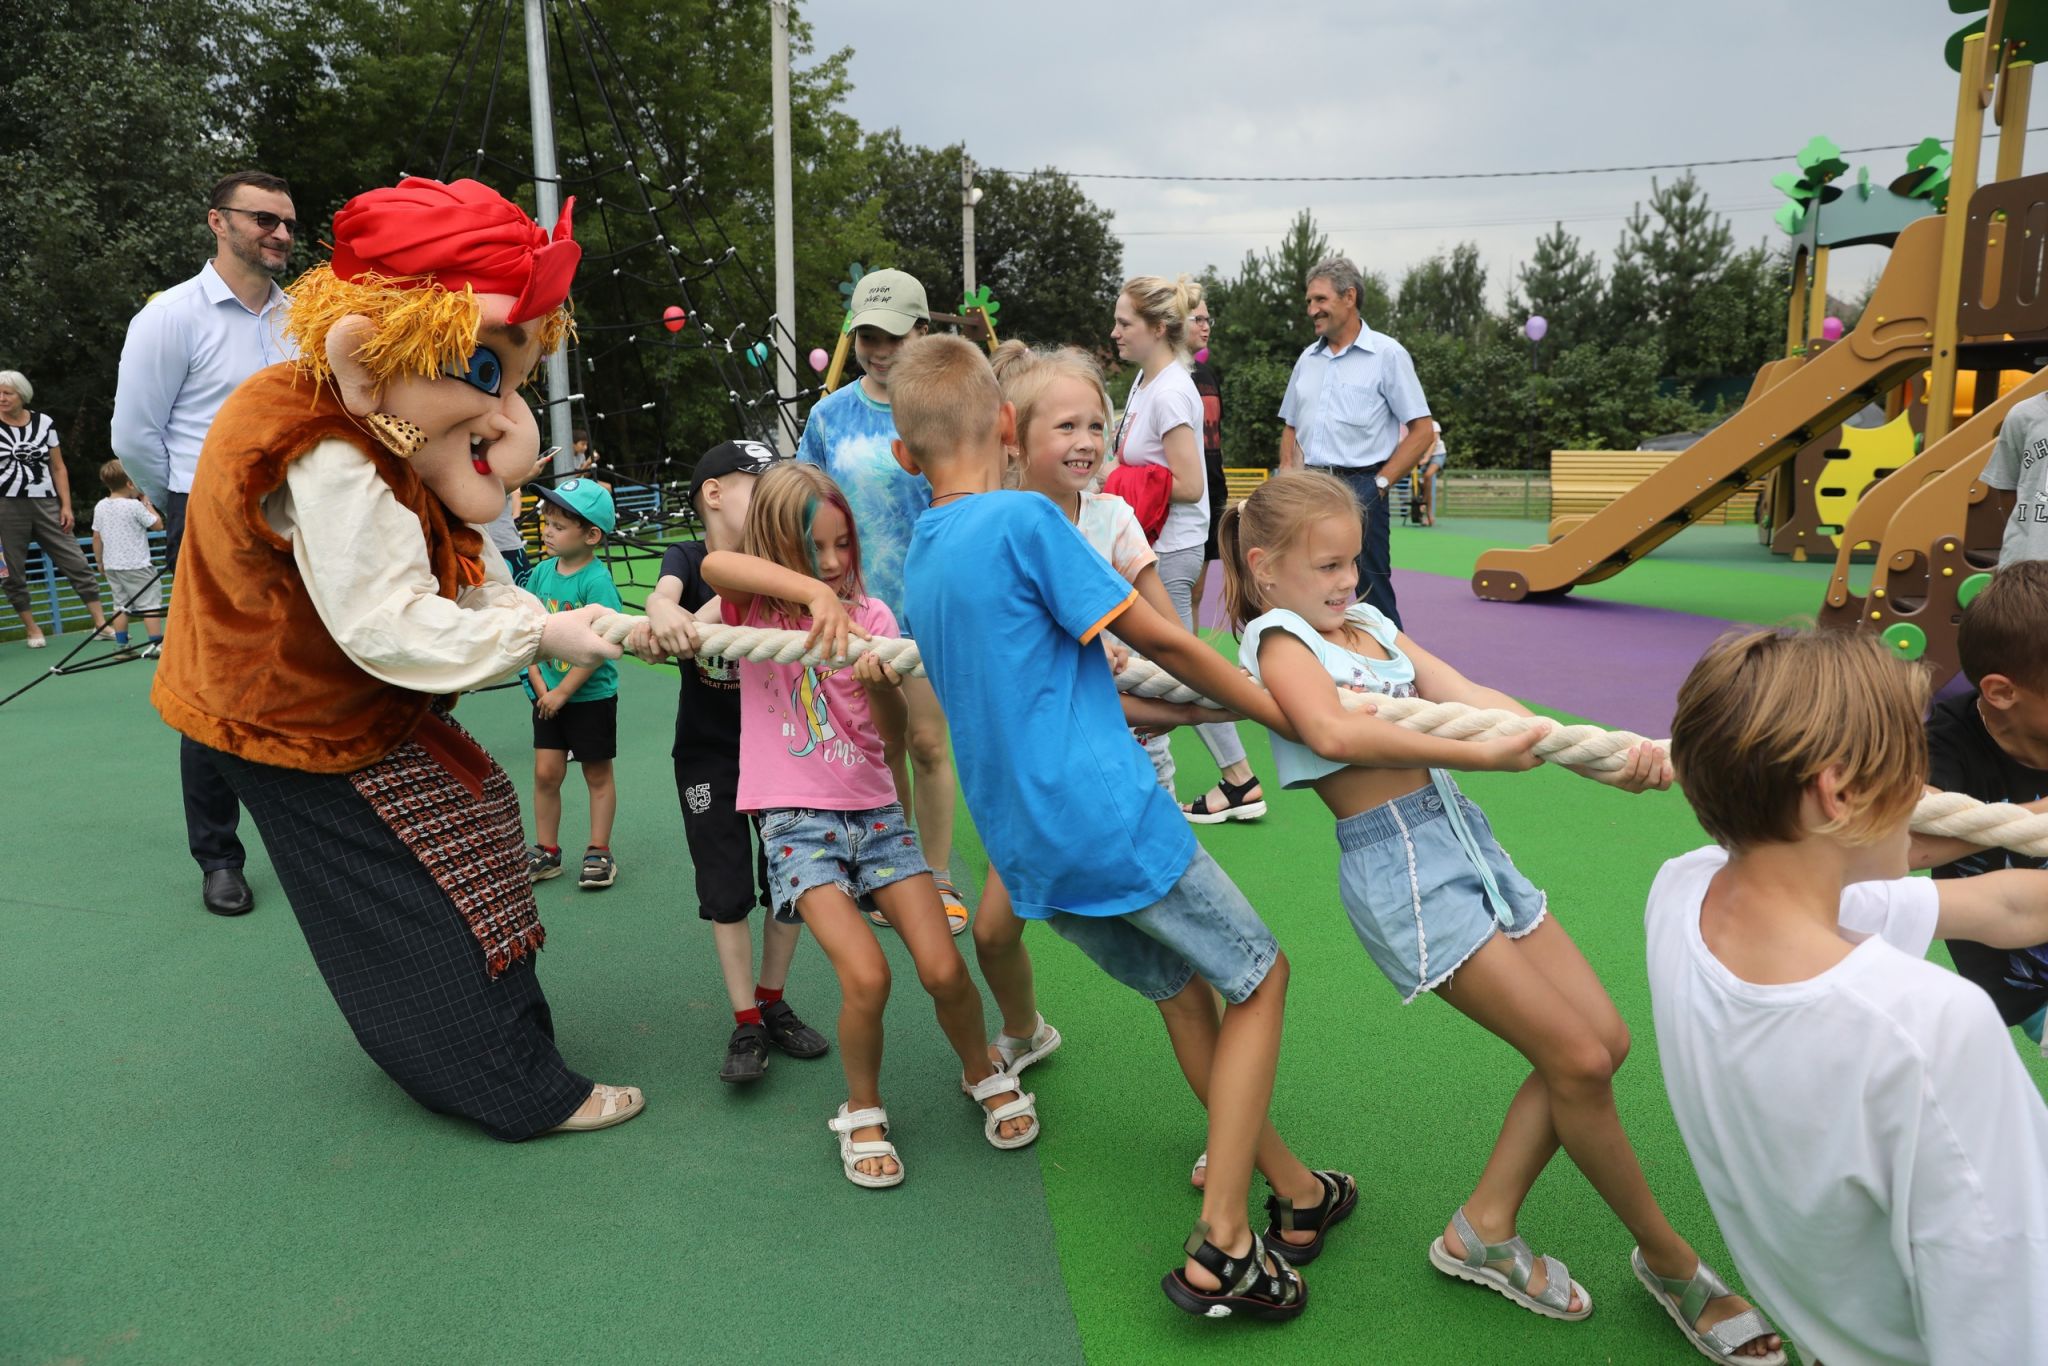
[589,612,926,676]
[586,615,2048,857]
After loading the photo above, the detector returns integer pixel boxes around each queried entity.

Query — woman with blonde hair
[1111,276,1266,823]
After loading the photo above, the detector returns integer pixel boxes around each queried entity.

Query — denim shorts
[759,803,928,923]
[1336,776,1547,1003]
[1046,845,1279,1004]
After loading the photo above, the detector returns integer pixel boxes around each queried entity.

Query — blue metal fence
[1,529,172,640]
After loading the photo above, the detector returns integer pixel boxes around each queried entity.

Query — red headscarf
[329,177,580,325]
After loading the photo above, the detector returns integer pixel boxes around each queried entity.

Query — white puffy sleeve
[268,439,548,692]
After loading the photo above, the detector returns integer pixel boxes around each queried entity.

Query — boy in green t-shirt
[523,477,624,889]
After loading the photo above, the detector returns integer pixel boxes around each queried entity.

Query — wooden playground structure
[1473,4,2045,687]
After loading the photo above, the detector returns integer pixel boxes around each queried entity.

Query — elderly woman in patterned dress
[0,370,109,646]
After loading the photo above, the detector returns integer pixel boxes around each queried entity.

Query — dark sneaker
[760,999,829,1059]
[528,845,563,882]
[720,1022,770,1084]
[579,848,616,890]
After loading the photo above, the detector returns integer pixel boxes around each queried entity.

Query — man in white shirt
[1276,255,1435,627]
[1653,626,2048,1365]
[112,170,297,918]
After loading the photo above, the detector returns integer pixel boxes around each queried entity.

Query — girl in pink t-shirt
[703,460,1039,1189]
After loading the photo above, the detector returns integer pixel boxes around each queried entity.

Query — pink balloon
[1523,315,1548,342]
[1194,347,1210,364]
[808,347,829,373]
[1821,316,1845,341]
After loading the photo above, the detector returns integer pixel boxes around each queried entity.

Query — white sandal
[545,1082,645,1133]
[963,1071,1039,1150]
[990,1013,1062,1073]
[828,1103,904,1188]
[1191,1150,1208,1188]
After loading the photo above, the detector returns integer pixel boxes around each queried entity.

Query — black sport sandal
[1263,1170,1359,1266]
[1161,1219,1308,1322]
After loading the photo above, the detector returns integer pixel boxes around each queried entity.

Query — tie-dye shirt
[795,380,932,622]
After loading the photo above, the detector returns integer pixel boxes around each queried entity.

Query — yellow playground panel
[1813,412,1919,551]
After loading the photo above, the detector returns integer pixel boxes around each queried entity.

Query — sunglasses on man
[217,206,299,237]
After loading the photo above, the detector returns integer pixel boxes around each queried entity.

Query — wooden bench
[1223,467,1268,506]
[1548,451,1763,539]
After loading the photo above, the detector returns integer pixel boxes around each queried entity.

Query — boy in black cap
[636,441,830,1083]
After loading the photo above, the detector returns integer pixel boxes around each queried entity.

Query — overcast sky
[805,1,2037,309]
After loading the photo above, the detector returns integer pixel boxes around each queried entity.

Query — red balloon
[662,305,687,333]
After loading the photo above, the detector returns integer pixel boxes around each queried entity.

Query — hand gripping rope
[585,614,2048,859]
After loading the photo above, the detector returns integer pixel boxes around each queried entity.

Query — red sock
[755,984,785,1006]
[538,843,559,855]
[735,1005,764,1027]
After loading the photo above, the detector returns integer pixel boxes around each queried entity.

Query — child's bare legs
[871,873,1033,1141]
[1437,918,1778,1354]
[582,758,616,848]
[795,886,896,1180]
[879,679,955,877]
[1154,968,1326,1261]
[712,916,802,1012]
[141,610,163,644]
[112,607,130,638]
[532,749,567,847]
[970,866,1040,1051]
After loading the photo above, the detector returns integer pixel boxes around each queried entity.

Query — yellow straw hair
[282,263,572,390]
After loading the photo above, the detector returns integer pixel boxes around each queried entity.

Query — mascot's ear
[327,314,381,416]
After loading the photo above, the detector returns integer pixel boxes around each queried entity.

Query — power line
[991,128,2045,184]
[1117,198,1785,238]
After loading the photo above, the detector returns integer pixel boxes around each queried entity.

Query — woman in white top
[1111,276,1266,825]
[0,370,109,646]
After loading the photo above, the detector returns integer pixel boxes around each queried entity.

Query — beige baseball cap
[846,269,929,336]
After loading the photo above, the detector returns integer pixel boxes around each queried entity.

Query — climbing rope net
[582,613,2048,860]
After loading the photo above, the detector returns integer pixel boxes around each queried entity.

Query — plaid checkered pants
[210,747,592,1140]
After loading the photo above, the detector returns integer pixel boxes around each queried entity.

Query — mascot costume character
[152,177,642,1139]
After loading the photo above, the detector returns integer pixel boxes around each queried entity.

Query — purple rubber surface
[1199,568,1740,739]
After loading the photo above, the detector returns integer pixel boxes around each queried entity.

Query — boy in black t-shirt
[638,441,829,1083]
[1914,560,2048,1046]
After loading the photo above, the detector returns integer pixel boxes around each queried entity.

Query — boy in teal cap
[523,476,625,889]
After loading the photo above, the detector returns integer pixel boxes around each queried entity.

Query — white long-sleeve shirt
[1646,846,2048,1365]
[112,262,291,502]
[264,440,547,693]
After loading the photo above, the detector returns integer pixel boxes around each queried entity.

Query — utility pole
[523,0,576,474]
[961,153,982,298]
[769,0,797,453]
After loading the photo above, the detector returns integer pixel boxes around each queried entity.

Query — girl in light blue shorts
[1218,471,1786,1365]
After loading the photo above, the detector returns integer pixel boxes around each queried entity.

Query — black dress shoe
[202,868,255,917]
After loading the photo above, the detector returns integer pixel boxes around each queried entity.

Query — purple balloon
[1820,316,1845,342]
[1194,347,1210,364]
[1523,315,1548,342]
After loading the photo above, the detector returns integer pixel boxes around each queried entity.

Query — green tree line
[4,0,1121,483]
[1199,175,1789,470]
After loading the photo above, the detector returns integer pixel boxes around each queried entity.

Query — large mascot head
[283,177,579,524]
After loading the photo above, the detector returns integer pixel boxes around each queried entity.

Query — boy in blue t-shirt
[893,334,1352,1323]
[522,477,624,890]
[797,269,970,929]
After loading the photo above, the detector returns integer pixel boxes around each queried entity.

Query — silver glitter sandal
[1631,1247,1786,1364]
[1428,1206,1591,1321]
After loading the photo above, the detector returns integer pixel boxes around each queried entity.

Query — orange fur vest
[152,364,482,772]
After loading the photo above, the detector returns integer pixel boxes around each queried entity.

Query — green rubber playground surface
[6,529,2043,1365]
